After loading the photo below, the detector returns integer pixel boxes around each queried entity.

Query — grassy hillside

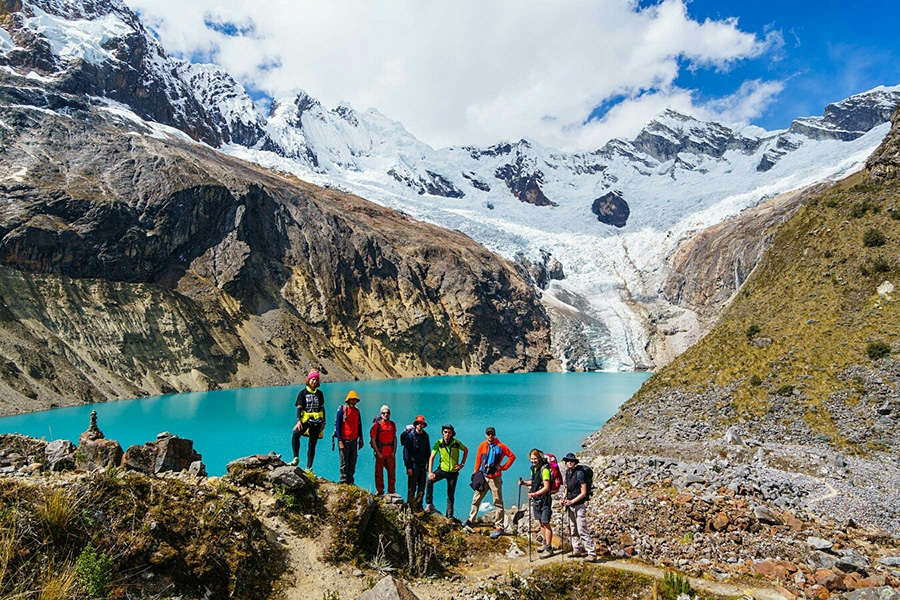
[636,136,900,451]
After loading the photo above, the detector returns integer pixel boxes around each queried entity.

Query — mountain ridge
[3,0,899,371]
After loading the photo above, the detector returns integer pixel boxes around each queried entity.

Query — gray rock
[356,575,419,600]
[45,439,76,472]
[267,466,310,492]
[807,536,834,551]
[878,556,900,567]
[753,506,782,525]
[809,551,839,571]
[842,587,900,600]
[724,429,743,445]
[188,461,207,477]
[836,552,870,575]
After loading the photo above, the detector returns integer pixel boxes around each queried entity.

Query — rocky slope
[0,81,550,415]
[579,106,900,597]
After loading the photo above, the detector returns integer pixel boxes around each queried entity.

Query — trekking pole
[560,507,565,562]
[516,482,522,538]
[527,484,533,562]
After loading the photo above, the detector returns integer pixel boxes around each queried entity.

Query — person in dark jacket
[334,390,364,485]
[402,415,430,511]
[560,452,596,561]
[291,371,325,469]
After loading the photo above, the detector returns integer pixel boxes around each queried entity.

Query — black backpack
[399,423,415,447]
[575,464,594,499]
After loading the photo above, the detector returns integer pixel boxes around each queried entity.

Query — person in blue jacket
[402,415,430,511]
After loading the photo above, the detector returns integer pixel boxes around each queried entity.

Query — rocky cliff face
[0,84,551,415]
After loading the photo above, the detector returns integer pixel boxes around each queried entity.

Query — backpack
[575,464,594,499]
[544,453,564,493]
[399,423,415,447]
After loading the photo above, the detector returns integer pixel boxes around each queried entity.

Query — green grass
[639,171,900,448]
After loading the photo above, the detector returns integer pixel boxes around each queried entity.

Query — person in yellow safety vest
[290,371,325,469]
[425,424,468,519]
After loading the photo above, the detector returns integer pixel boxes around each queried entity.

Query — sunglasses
[381,411,390,415]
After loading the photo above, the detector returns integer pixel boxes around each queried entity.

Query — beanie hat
[307,370,320,382]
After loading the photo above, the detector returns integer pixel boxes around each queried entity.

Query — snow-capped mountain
[2,0,899,371]
[223,85,900,370]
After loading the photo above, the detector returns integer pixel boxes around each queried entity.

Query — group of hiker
[290,371,597,561]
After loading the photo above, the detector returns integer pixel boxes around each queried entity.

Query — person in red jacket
[463,426,516,539]
[334,390,364,485]
[369,404,397,495]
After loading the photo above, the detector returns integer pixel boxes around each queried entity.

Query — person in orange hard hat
[334,390,364,485]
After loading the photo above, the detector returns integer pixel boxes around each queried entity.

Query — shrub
[775,384,795,397]
[749,375,763,387]
[74,542,113,599]
[745,324,761,340]
[890,207,900,220]
[872,256,891,273]
[851,201,873,218]
[657,570,693,600]
[866,341,891,360]
[824,198,839,208]
[863,228,886,247]
[37,489,79,544]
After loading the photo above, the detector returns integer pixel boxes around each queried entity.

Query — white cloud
[125,0,781,150]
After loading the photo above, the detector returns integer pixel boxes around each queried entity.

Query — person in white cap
[369,405,397,495]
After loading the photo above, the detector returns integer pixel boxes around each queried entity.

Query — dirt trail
[250,500,790,600]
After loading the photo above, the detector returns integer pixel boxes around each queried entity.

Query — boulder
[154,434,202,473]
[842,587,900,600]
[808,537,834,551]
[76,411,123,471]
[753,505,782,525]
[122,444,157,474]
[45,439,76,472]
[357,575,419,600]
[121,434,205,475]
[267,466,311,492]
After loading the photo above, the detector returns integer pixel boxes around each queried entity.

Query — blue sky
[671,0,900,130]
[128,0,900,150]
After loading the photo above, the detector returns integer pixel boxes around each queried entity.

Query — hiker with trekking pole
[521,448,554,559]
[560,452,598,562]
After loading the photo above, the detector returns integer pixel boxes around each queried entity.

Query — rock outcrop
[591,191,630,228]
[0,85,551,415]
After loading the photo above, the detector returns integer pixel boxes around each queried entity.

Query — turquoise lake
[0,372,650,515]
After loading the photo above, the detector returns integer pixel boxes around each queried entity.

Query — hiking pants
[566,503,596,556]
[291,421,323,469]
[468,474,504,525]
[407,466,426,510]
[374,452,396,495]
[339,441,359,485]
[425,469,459,518]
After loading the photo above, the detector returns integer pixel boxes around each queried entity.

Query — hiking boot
[287,457,299,466]
[423,504,435,514]
[538,546,554,559]
[570,549,588,558]
[584,555,598,563]
[490,527,504,539]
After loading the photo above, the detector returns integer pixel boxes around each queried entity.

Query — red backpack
[544,453,564,493]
